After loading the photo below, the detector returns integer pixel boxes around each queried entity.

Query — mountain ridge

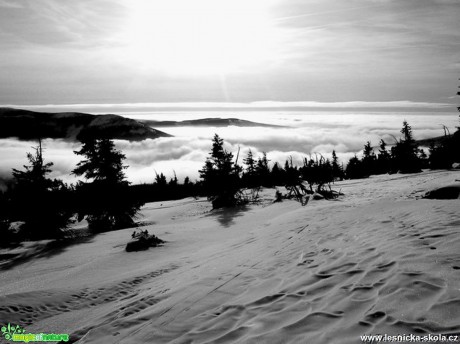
[0,108,172,141]
[141,117,284,128]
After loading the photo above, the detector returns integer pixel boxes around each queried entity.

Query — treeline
[0,134,345,242]
[346,119,460,179]
[196,134,345,208]
[130,173,201,203]
[130,140,343,207]
[193,118,460,207]
[0,138,143,244]
[346,120,425,179]
[135,118,460,210]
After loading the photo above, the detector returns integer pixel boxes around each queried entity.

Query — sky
[0,0,459,109]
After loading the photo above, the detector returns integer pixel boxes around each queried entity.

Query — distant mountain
[141,117,284,128]
[0,108,172,141]
[416,129,459,146]
[415,136,445,147]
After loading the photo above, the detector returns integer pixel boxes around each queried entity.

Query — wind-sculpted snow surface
[0,171,459,343]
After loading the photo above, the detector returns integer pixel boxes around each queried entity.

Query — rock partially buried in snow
[424,184,460,200]
[125,230,164,252]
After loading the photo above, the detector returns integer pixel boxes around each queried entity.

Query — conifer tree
[169,172,178,187]
[73,138,143,232]
[284,157,300,187]
[242,149,257,188]
[73,138,127,184]
[401,120,414,143]
[155,172,167,187]
[199,134,240,208]
[361,141,377,175]
[362,141,375,159]
[270,162,286,186]
[11,139,72,239]
[377,139,391,174]
[391,120,422,173]
[331,150,343,181]
[345,155,366,179]
[243,149,256,175]
[256,152,271,187]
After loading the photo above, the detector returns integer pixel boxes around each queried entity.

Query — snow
[1,170,459,343]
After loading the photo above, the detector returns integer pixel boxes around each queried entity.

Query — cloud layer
[1,112,457,184]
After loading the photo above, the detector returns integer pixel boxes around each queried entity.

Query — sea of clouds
[0,111,457,185]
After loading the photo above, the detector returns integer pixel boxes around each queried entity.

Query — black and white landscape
[1,1,460,343]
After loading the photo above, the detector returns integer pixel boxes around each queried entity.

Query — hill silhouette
[0,108,172,141]
[141,117,284,128]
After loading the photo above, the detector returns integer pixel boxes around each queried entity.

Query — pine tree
[377,139,391,174]
[155,172,167,187]
[242,149,257,188]
[331,150,343,181]
[243,149,256,175]
[270,162,286,186]
[284,157,300,187]
[345,155,366,179]
[361,141,377,175]
[199,134,240,208]
[169,172,178,187]
[73,138,127,185]
[401,120,413,142]
[73,138,143,232]
[363,142,375,159]
[255,152,271,187]
[11,139,73,239]
[392,120,422,173]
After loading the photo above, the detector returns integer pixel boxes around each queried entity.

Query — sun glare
[122,0,276,75]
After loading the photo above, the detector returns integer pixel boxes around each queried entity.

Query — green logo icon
[1,323,69,342]
[1,323,25,340]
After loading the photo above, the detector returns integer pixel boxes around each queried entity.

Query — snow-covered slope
[0,170,459,343]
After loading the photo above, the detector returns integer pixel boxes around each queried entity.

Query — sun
[122,0,276,75]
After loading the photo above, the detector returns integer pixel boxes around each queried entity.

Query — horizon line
[1,100,455,113]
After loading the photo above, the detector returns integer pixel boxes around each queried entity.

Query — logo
[1,323,69,342]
